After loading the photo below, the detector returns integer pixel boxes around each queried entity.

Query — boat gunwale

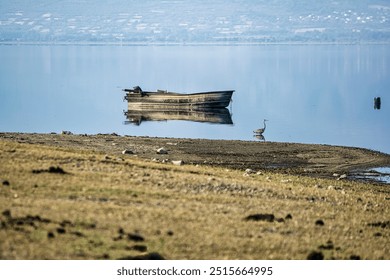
[125,90,234,97]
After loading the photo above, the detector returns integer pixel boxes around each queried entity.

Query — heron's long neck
[263,120,266,129]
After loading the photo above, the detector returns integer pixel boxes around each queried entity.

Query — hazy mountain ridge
[1,0,389,43]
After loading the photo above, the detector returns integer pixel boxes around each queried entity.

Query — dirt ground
[0,133,389,259]
[1,132,389,179]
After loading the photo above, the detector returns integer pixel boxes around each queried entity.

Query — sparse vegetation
[0,134,389,259]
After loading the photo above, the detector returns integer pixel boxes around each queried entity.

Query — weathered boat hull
[124,107,233,125]
[125,90,234,109]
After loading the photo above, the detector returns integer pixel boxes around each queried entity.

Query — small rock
[318,240,334,250]
[128,245,148,252]
[101,254,110,259]
[156,147,168,154]
[315,219,325,226]
[367,221,390,228]
[337,174,347,180]
[307,196,316,203]
[122,149,134,155]
[32,166,67,175]
[134,252,165,260]
[56,227,66,234]
[167,230,174,236]
[60,220,74,227]
[118,252,165,260]
[172,160,183,166]
[2,180,10,186]
[2,209,11,218]
[245,168,254,174]
[61,130,73,135]
[87,223,96,229]
[166,142,177,146]
[285,214,293,220]
[127,233,145,242]
[349,255,361,260]
[328,185,343,191]
[281,179,292,183]
[307,251,324,260]
[47,232,55,239]
[245,214,275,222]
[256,171,263,175]
[71,231,84,237]
[333,173,340,177]
[49,166,66,174]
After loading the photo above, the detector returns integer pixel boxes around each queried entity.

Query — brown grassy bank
[0,134,389,259]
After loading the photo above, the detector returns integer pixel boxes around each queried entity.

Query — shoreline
[1,132,389,183]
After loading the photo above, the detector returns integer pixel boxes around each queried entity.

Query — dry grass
[0,139,389,260]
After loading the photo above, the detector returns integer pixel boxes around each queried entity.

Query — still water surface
[0,44,389,154]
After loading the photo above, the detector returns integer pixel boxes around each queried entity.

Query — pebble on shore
[61,131,73,135]
[122,149,134,155]
[156,148,168,154]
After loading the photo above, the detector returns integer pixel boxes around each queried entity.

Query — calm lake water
[0,44,389,154]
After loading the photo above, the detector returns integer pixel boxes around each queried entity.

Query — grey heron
[253,119,268,134]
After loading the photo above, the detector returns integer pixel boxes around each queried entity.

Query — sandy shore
[0,132,389,259]
[1,132,390,180]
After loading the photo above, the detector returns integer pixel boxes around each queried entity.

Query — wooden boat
[124,86,234,109]
[124,107,233,125]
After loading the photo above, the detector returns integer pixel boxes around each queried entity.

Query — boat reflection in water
[124,107,233,125]
[123,86,234,125]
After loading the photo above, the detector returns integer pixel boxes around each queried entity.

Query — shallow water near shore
[352,167,390,184]
[0,44,389,154]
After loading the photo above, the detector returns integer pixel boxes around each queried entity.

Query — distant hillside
[1,0,389,44]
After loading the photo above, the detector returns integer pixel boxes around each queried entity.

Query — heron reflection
[253,133,265,141]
